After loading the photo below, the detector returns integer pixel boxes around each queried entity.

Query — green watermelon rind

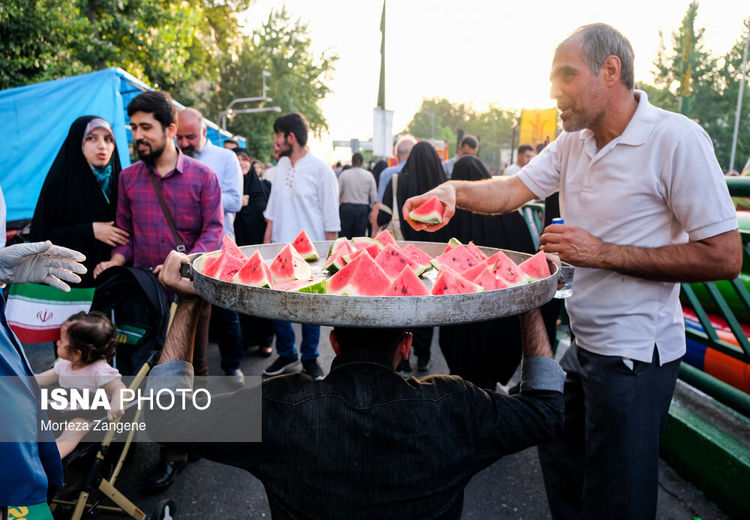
[273,278,327,294]
[408,196,444,225]
[291,230,320,262]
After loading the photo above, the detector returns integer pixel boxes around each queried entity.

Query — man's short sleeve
[516,139,563,199]
[663,125,737,241]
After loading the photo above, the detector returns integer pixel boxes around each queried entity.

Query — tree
[208,8,338,162]
[0,0,251,101]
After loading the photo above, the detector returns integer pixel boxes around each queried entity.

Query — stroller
[49,267,174,519]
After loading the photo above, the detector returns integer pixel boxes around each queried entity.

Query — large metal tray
[186,241,569,327]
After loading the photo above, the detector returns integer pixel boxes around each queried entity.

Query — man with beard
[93,91,222,492]
[262,112,340,380]
[177,107,245,386]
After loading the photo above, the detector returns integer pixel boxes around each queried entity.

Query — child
[35,311,126,459]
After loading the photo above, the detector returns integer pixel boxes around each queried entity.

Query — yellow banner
[519,108,558,148]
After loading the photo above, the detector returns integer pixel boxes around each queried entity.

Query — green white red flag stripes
[6,283,95,343]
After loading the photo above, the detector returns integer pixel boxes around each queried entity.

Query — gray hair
[395,135,416,158]
[563,23,635,90]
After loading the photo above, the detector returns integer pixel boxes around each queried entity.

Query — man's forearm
[454,176,535,215]
[263,220,273,244]
[159,297,206,364]
[520,309,552,359]
[596,230,740,282]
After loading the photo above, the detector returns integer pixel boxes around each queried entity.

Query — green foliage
[403,98,517,170]
[207,8,338,162]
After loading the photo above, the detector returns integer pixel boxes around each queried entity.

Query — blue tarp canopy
[0,67,244,223]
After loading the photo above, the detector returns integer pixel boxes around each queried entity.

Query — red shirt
[113,151,223,269]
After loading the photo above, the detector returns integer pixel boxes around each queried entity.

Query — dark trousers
[339,203,370,239]
[538,342,681,520]
[412,326,433,362]
[240,314,274,348]
[210,305,244,374]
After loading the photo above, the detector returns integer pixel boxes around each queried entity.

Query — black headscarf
[30,115,122,286]
[234,160,270,246]
[385,141,448,242]
[370,159,387,189]
[439,155,537,388]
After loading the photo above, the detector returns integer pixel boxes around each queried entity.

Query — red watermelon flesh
[489,250,525,285]
[291,229,319,261]
[222,234,246,260]
[518,251,552,280]
[269,244,313,282]
[431,267,484,295]
[212,253,246,282]
[352,237,384,258]
[431,245,482,273]
[327,252,391,296]
[374,244,417,279]
[440,237,463,255]
[326,237,353,260]
[472,265,508,291]
[401,244,433,276]
[461,260,490,282]
[272,277,327,294]
[385,267,430,296]
[466,241,488,261]
[200,254,222,278]
[373,230,399,249]
[408,195,443,225]
[233,251,272,288]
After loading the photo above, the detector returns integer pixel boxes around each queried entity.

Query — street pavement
[28,324,728,519]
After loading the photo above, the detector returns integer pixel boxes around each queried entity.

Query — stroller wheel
[151,499,176,520]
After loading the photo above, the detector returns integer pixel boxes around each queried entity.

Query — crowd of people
[0,21,742,520]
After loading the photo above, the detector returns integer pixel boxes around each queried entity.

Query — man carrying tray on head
[145,250,565,519]
[403,23,741,520]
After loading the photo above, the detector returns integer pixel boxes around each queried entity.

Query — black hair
[273,112,309,147]
[63,311,118,364]
[234,147,251,159]
[536,143,546,154]
[518,144,534,155]
[351,152,364,167]
[224,139,239,146]
[127,91,178,130]
[332,327,409,355]
[459,135,478,149]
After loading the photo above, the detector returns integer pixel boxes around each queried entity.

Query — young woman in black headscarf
[438,155,537,388]
[378,141,448,372]
[30,116,127,287]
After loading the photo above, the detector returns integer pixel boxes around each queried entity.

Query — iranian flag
[6,283,95,343]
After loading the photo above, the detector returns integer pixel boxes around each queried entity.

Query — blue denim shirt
[147,350,564,519]
[0,296,63,506]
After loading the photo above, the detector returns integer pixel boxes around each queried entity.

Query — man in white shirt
[263,112,340,380]
[503,144,534,176]
[177,108,246,385]
[403,23,741,520]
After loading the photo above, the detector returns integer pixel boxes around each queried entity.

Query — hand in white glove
[0,241,87,292]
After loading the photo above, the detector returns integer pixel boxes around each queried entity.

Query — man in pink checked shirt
[93,90,223,493]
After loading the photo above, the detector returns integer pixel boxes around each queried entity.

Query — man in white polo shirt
[403,23,741,520]
[263,112,340,380]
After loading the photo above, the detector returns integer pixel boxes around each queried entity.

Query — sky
[238,1,749,162]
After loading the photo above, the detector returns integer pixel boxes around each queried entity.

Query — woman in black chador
[30,116,127,287]
[438,155,536,388]
[380,141,448,372]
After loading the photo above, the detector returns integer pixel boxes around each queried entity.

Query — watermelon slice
[401,244,433,276]
[373,229,399,249]
[489,250,526,285]
[208,252,246,282]
[461,260,490,282]
[352,237,384,258]
[273,277,327,294]
[326,237,352,260]
[431,245,482,273]
[327,252,391,296]
[222,234,246,260]
[466,241,488,261]
[385,267,430,296]
[374,244,417,280]
[200,253,222,277]
[472,265,508,291]
[233,250,273,288]
[291,229,319,261]
[518,251,552,280]
[268,244,313,282]
[441,237,463,255]
[408,195,443,225]
[431,267,484,295]
[342,248,367,265]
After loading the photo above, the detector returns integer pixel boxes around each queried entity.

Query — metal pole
[729,28,750,172]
